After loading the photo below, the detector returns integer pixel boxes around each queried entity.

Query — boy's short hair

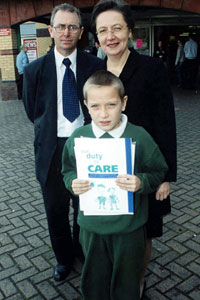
[83,70,125,100]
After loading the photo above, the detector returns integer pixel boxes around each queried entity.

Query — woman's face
[96,10,132,58]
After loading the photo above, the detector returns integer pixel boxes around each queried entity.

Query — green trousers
[79,226,146,300]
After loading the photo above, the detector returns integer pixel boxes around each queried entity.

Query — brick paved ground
[0,87,199,300]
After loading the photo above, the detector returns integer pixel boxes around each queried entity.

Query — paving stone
[165,290,190,300]
[165,240,188,254]
[17,279,38,298]
[27,235,45,247]
[27,245,52,260]
[56,282,81,300]
[175,230,196,242]
[0,232,12,246]
[183,222,200,234]
[166,262,192,279]
[189,289,200,300]
[0,266,19,280]
[0,243,17,255]
[148,261,170,279]
[187,262,200,276]
[11,267,38,283]
[31,296,51,300]
[177,275,200,293]
[145,288,169,300]
[184,239,200,253]
[36,281,59,299]
[11,245,33,258]
[14,254,33,270]
[0,279,17,297]
[176,251,199,266]
[6,294,24,300]
[31,256,50,271]
[0,254,14,269]
[12,234,29,247]
[190,215,200,225]
[152,239,170,253]
[156,250,180,266]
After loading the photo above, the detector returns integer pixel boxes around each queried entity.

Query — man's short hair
[20,45,27,51]
[50,3,82,26]
[83,70,125,100]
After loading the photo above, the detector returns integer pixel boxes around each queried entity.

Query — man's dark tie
[62,58,80,122]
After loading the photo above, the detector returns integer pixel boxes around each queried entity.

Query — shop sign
[0,28,11,36]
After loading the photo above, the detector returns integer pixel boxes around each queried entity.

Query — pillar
[0,27,18,100]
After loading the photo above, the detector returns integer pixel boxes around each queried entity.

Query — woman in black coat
[91,0,177,297]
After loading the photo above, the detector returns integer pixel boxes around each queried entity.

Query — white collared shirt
[92,114,128,138]
[54,47,84,137]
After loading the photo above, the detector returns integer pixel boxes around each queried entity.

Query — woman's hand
[72,179,91,195]
[115,174,141,192]
[156,182,170,201]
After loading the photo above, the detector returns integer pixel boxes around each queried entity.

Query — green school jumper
[62,122,168,300]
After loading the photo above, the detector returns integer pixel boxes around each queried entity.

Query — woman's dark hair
[91,0,135,34]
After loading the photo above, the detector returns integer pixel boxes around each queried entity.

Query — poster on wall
[0,28,11,36]
[136,39,143,49]
[23,38,38,62]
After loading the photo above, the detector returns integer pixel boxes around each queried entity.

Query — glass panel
[131,27,150,56]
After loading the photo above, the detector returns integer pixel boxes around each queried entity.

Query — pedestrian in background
[23,3,104,282]
[182,33,198,91]
[175,39,185,87]
[16,45,29,99]
[153,40,167,65]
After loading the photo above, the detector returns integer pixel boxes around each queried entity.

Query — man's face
[48,10,84,56]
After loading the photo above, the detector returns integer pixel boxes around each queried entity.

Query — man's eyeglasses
[53,24,80,33]
[97,25,128,37]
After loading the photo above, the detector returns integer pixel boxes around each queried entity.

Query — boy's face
[84,86,127,132]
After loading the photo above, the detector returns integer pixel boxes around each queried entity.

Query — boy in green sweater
[62,70,168,300]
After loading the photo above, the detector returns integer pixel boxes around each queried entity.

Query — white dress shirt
[54,47,84,137]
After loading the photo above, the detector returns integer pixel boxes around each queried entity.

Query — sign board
[23,38,38,62]
[136,39,143,49]
[0,28,11,36]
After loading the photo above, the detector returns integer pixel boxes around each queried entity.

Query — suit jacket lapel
[42,50,57,113]
[43,50,57,92]
[119,49,140,83]
[76,49,86,104]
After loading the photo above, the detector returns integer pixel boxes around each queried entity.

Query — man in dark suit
[23,3,104,282]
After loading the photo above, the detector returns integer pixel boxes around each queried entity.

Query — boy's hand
[115,174,141,192]
[156,182,170,201]
[72,179,91,195]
